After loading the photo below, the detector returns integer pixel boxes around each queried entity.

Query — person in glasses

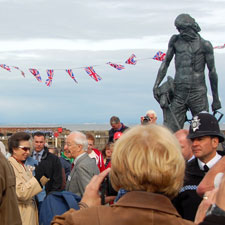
[8,132,49,225]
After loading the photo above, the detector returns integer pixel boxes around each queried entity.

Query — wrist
[78,202,89,209]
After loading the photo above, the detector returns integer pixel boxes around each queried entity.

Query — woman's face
[105,148,112,158]
[13,140,30,162]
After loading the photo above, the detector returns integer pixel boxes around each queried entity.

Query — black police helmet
[187,112,225,143]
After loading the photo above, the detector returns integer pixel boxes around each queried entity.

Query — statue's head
[174,14,201,40]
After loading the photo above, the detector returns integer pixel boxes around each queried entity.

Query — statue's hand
[153,85,160,103]
[212,99,221,112]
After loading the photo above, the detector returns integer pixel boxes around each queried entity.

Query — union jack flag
[214,44,225,49]
[107,62,125,70]
[29,69,42,82]
[13,66,25,77]
[66,69,78,83]
[125,54,137,65]
[0,64,11,72]
[45,69,54,87]
[84,67,102,82]
[153,51,166,61]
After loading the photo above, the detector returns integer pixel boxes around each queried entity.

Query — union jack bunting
[13,66,25,77]
[65,69,78,83]
[107,62,125,70]
[153,51,166,61]
[45,69,54,87]
[29,69,42,82]
[84,67,102,82]
[0,64,11,72]
[125,54,137,65]
[214,44,225,49]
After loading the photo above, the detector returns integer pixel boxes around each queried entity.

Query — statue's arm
[153,35,176,102]
[204,40,221,111]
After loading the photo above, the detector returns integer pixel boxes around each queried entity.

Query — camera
[142,115,151,125]
[100,174,117,205]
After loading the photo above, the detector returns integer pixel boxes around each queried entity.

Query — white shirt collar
[197,152,222,171]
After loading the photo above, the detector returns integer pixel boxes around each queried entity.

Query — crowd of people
[1,111,225,225]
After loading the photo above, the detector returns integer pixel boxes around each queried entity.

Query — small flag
[107,62,125,70]
[84,67,102,82]
[153,51,166,61]
[13,66,25,77]
[45,69,54,87]
[29,69,42,82]
[214,44,225,49]
[125,54,137,65]
[0,64,11,72]
[66,69,78,83]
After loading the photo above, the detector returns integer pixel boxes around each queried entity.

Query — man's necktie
[35,153,39,162]
[203,164,209,173]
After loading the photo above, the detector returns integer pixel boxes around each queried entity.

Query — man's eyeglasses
[19,146,31,152]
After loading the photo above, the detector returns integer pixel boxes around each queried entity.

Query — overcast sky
[0,0,225,126]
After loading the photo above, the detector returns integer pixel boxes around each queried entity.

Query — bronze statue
[153,14,221,132]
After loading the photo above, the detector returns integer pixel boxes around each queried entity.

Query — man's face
[111,123,121,130]
[176,134,192,161]
[64,134,82,159]
[87,139,94,154]
[191,136,219,163]
[33,135,45,152]
[147,113,157,124]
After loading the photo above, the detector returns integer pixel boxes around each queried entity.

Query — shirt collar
[198,152,222,171]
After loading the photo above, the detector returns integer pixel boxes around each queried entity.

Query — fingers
[86,168,111,191]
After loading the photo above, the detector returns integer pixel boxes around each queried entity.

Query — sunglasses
[19,146,31,152]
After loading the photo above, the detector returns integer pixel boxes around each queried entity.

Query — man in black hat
[173,112,225,221]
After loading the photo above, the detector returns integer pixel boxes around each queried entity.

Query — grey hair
[71,131,88,151]
[146,110,157,118]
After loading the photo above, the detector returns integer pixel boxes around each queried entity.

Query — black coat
[34,147,63,194]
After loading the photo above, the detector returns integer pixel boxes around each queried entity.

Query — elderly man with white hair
[65,131,99,197]
[141,110,157,125]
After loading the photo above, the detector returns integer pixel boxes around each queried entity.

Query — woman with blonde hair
[52,125,224,225]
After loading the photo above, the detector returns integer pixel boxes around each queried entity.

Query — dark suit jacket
[66,153,99,197]
[33,147,63,194]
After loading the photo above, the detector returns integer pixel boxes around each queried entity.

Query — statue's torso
[173,36,206,86]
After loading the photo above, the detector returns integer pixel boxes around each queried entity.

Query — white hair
[146,110,157,118]
[71,131,88,151]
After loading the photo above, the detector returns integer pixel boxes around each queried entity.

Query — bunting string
[0,43,224,86]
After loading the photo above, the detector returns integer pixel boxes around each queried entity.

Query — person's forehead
[34,136,45,141]
[147,113,155,118]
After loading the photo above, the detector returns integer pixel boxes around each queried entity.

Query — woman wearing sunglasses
[8,132,49,225]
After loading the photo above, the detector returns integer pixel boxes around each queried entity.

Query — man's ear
[212,137,219,148]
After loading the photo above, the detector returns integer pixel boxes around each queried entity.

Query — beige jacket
[8,157,42,225]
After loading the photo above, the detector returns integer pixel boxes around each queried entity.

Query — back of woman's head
[110,125,185,199]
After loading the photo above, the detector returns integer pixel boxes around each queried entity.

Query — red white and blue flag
[107,62,125,70]
[125,54,137,65]
[45,69,54,87]
[13,66,25,77]
[214,44,225,49]
[29,69,42,82]
[153,51,166,61]
[66,69,78,83]
[0,64,11,72]
[85,67,102,82]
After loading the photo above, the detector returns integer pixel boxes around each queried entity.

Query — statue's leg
[188,87,209,116]
[165,93,187,132]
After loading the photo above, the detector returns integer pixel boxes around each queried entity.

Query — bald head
[175,129,193,161]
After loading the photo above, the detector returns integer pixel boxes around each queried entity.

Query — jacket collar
[113,191,180,217]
